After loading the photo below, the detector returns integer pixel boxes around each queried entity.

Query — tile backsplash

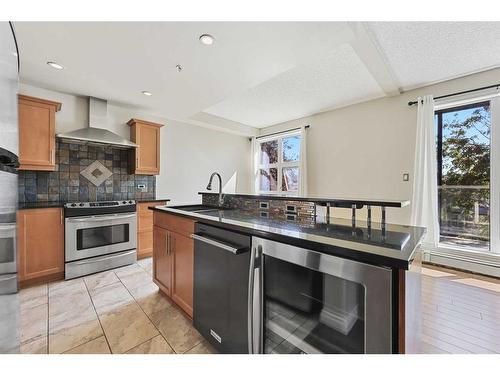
[18,140,155,203]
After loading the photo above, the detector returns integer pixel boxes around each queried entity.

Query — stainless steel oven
[249,237,393,354]
[0,222,17,294]
[64,201,137,279]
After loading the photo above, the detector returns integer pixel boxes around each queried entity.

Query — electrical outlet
[137,184,147,192]
[403,173,409,182]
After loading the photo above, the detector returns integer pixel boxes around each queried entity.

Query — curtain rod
[249,125,310,141]
[407,83,500,106]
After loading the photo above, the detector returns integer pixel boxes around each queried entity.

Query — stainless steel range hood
[56,97,137,148]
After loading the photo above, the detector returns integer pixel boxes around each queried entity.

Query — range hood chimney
[56,97,137,148]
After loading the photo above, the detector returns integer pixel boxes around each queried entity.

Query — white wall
[19,83,251,205]
[260,68,500,225]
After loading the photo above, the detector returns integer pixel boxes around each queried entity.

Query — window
[257,132,301,194]
[435,101,491,251]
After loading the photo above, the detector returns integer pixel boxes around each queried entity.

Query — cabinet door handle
[165,233,170,255]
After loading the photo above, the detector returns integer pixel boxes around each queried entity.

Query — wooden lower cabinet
[171,231,194,317]
[153,226,173,295]
[137,201,166,259]
[153,211,194,318]
[17,208,64,287]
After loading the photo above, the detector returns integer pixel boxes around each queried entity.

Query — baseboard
[137,251,152,260]
[425,246,500,278]
[19,272,65,289]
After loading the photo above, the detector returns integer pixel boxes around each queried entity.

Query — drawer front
[153,212,194,236]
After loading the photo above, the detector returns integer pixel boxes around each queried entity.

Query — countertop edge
[150,205,419,270]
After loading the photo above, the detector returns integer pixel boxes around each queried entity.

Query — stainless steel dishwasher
[192,223,251,353]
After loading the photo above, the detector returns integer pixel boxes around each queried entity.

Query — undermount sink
[170,204,227,213]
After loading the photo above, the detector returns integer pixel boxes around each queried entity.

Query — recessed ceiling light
[199,34,215,45]
[47,61,64,70]
[142,91,152,96]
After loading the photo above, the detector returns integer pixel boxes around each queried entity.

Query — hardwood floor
[420,264,500,354]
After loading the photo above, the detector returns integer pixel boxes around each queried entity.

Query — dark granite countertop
[150,205,425,269]
[199,192,410,208]
[18,198,170,210]
[135,198,170,203]
[18,201,66,209]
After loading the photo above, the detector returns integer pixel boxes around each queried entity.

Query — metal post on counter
[367,205,372,239]
[381,206,386,240]
[351,204,356,233]
[326,202,331,224]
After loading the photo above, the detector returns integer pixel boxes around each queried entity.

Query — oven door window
[76,224,129,251]
[264,256,365,354]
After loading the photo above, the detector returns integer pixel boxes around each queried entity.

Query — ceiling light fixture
[199,34,215,45]
[176,64,183,72]
[47,61,64,70]
[142,91,152,96]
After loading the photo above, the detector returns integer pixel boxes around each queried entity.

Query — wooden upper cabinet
[17,208,64,286]
[18,95,61,171]
[128,118,163,175]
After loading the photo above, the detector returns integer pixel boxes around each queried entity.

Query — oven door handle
[66,213,136,222]
[69,250,137,265]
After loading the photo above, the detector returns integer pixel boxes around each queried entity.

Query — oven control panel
[64,200,136,209]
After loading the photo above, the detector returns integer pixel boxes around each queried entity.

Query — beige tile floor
[17,257,216,354]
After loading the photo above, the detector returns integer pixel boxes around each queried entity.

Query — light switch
[403,173,409,182]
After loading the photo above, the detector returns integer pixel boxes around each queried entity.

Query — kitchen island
[150,197,424,354]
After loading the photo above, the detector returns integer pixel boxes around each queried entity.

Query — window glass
[282,135,301,162]
[282,167,299,191]
[260,140,278,165]
[259,168,278,192]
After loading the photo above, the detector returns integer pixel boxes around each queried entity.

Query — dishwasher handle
[191,233,247,254]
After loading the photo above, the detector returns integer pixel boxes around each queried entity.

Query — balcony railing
[439,185,490,250]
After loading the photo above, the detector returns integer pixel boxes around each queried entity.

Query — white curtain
[410,95,439,248]
[299,126,308,196]
[250,137,259,194]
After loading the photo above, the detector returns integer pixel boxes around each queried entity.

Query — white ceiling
[13,22,500,133]
[204,43,386,127]
[365,22,500,90]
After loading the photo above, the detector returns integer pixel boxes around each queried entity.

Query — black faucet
[206,172,224,207]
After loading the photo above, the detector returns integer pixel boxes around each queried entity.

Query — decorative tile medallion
[80,160,113,186]
[18,141,156,203]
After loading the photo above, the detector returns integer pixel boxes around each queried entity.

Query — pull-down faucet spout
[206,172,224,207]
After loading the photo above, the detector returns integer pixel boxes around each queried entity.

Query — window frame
[434,99,497,253]
[256,130,301,195]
